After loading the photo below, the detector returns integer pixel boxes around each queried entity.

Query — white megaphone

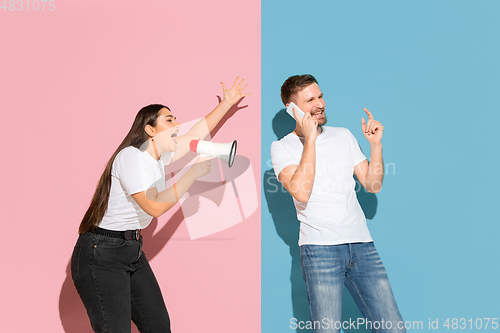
[189,139,237,167]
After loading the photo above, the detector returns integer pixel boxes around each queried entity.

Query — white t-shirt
[271,126,373,246]
[99,146,173,231]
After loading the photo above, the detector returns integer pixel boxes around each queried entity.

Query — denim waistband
[92,227,141,240]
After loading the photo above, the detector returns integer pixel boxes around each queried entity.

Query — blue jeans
[300,242,405,333]
[71,232,171,332]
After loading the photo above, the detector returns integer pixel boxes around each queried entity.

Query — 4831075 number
[1,0,55,11]
[443,318,498,330]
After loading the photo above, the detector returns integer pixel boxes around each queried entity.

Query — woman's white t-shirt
[99,146,173,231]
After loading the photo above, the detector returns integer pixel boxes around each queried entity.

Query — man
[271,74,404,333]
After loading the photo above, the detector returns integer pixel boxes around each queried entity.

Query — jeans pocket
[71,244,82,280]
[93,237,135,265]
[95,236,128,249]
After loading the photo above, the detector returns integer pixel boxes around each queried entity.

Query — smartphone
[286,102,306,121]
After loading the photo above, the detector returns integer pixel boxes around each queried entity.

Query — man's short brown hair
[280,74,318,105]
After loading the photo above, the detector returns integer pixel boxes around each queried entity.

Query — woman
[71,77,250,332]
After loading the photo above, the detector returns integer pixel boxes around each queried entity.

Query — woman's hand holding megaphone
[189,156,212,179]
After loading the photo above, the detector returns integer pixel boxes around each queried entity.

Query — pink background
[0,1,260,332]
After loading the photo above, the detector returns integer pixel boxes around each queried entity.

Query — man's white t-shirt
[99,146,173,231]
[271,126,373,246]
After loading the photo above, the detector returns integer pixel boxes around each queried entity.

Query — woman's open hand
[221,76,251,106]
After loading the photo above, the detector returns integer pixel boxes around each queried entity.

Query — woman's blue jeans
[300,242,405,333]
[71,232,171,332]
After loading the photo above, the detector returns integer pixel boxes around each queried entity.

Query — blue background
[261,1,500,332]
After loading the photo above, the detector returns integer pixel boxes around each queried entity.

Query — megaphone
[189,139,237,167]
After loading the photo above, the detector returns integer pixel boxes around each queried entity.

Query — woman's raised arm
[172,77,250,162]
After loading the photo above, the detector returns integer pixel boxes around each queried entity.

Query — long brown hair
[78,104,169,233]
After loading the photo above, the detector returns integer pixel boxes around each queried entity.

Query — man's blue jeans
[71,232,171,332]
[300,242,405,333]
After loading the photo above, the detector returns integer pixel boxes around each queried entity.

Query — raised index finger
[364,107,374,120]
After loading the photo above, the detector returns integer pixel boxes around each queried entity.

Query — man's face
[288,83,327,126]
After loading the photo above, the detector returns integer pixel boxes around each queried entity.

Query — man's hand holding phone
[288,102,318,142]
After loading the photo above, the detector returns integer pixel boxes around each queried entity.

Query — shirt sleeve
[345,129,367,167]
[113,148,158,195]
[271,140,298,180]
